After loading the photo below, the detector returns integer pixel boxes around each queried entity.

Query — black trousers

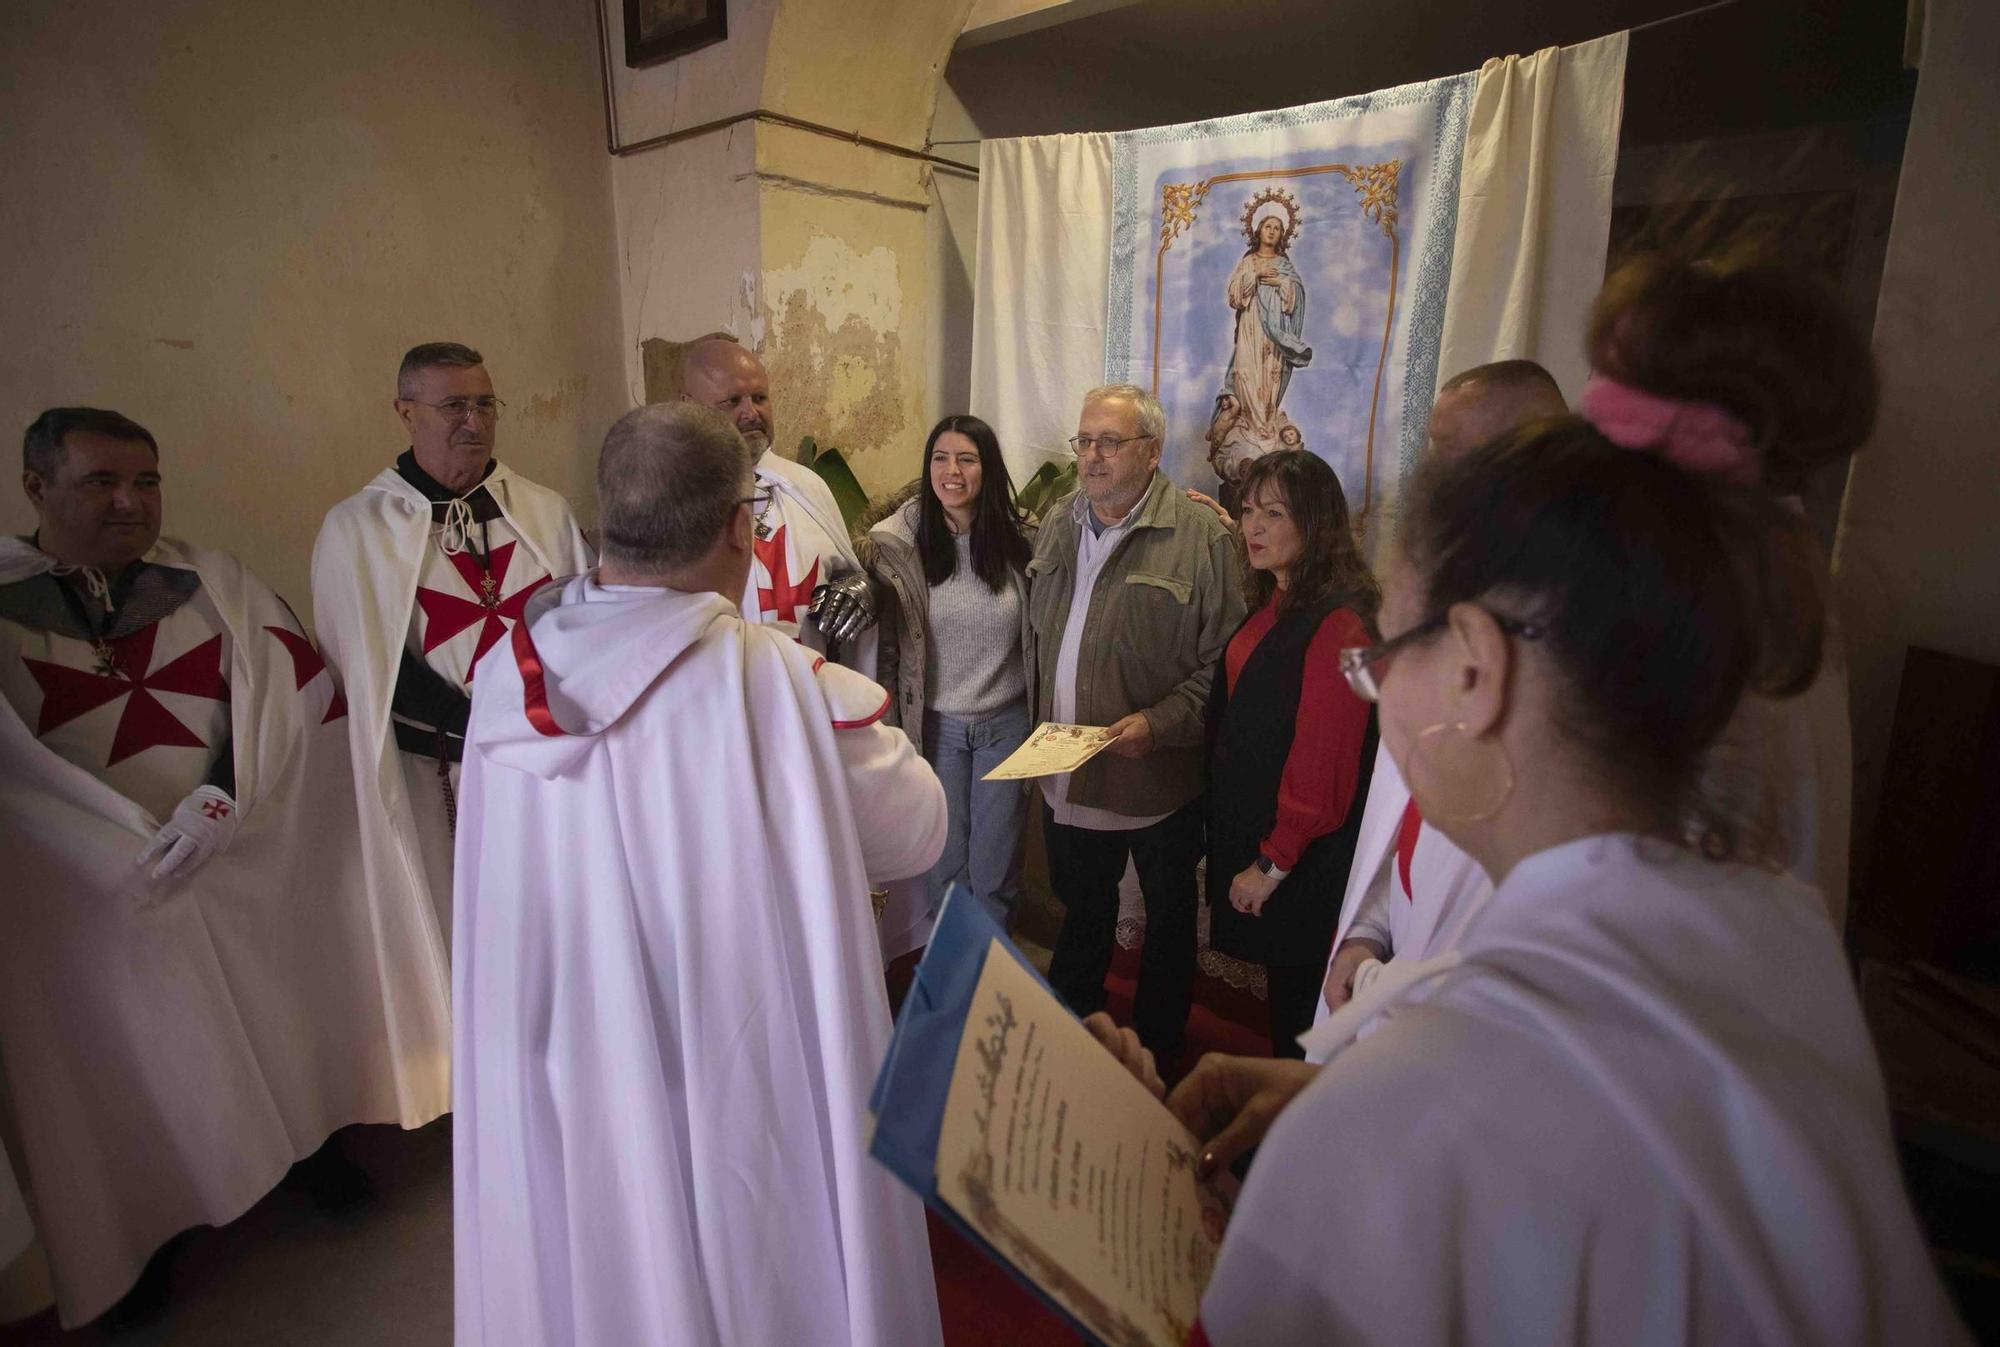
[1043,797,1202,1068]
[1265,963,1325,1059]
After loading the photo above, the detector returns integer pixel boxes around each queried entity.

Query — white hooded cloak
[452,576,945,1346]
[0,536,449,1325]
[1207,835,1968,1346]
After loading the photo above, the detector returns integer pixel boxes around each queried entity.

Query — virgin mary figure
[1208,195,1312,485]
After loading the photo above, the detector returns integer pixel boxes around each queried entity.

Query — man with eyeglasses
[1028,383,1244,1075]
[312,342,592,959]
[1318,359,1567,1018]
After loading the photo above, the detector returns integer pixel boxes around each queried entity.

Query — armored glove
[136,784,241,882]
[809,570,877,644]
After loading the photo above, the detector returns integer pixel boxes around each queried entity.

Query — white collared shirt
[1040,492,1170,832]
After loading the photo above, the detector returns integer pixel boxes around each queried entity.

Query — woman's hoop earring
[1407,721,1515,823]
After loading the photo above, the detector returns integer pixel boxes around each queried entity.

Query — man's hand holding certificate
[982,722,1119,781]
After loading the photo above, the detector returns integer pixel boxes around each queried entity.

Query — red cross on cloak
[24,621,229,766]
[413,541,549,679]
[753,525,820,624]
[265,624,349,723]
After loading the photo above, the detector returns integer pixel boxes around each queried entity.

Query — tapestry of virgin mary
[1105,75,1473,528]
[971,37,1627,539]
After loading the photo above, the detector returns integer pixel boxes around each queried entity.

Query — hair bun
[1587,255,1876,492]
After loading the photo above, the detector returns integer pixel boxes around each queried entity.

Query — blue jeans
[924,701,1032,928]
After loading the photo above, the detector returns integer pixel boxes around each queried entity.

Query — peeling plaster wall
[0,0,624,617]
[754,0,974,494]
[606,0,975,490]
[760,227,915,488]
[612,127,765,403]
[756,129,936,492]
[604,0,779,405]
[926,80,981,456]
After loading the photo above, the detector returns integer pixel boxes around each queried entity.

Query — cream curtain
[1435,32,1629,402]
[969,132,1115,484]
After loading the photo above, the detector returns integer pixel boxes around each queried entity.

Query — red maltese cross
[414,541,549,679]
[24,622,229,766]
[753,525,820,624]
[201,799,232,820]
[265,624,348,723]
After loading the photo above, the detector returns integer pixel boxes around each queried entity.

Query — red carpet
[926,939,1270,1343]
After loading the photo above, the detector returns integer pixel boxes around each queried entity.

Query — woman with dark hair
[1203,449,1377,1057]
[1581,251,1874,925]
[1081,259,1966,1344]
[864,415,1034,924]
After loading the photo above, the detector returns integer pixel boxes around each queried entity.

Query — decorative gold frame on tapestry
[1154,160,1401,521]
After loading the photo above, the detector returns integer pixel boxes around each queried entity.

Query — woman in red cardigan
[1203,449,1378,1057]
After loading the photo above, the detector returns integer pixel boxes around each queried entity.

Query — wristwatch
[1255,855,1290,882]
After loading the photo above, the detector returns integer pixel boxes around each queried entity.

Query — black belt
[394,720,465,764]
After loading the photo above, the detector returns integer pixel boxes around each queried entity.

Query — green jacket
[1025,471,1245,817]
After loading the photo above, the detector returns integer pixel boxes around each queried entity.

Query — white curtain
[970,35,1628,483]
[970,132,1114,485]
[1436,32,1629,402]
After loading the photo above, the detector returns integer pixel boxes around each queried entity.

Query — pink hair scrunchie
[1579,373,1763,485]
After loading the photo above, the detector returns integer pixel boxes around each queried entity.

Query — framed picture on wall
[624,0,726,68]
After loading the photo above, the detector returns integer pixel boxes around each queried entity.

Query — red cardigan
[1222,598,1373,872]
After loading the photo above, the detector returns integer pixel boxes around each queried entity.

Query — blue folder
[868,883,1104,1343]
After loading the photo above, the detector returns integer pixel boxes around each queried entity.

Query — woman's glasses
[1338,613,1543,702]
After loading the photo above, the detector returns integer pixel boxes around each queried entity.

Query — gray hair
[397,342,484,397]
[1082,383,1167,442]
[596,403,753,572]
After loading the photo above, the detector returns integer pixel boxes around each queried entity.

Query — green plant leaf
[1016,458,1078,525]
[805,445,870,534]
[1013,461,1056,517]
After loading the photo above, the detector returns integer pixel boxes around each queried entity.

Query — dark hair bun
[1403,421,1825,847]
[1587,256,1877,493]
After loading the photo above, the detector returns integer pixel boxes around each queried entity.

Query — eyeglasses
[1338,613,1544,702]
[404,396,505,423]
[1067,433,1153,458]
[738,489,774,512]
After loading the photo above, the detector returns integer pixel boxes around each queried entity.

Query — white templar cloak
[1312,744,1488,1032]
[310,461,590,970]
[744,451,874,677]
[452,578,946,1347]
[747,449,938,959]
[0,537,450,1327]
[1208,835,1969,1347]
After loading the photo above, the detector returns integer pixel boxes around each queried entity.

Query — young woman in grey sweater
[864,415,1034,926]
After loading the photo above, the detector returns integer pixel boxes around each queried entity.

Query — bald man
[679,338,877,674]
[1317,359,1568,1025]
[1423,358,1567,459]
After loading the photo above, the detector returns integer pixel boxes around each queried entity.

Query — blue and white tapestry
[1106,73,1473,532]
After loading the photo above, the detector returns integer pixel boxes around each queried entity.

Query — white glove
[136,785,241,881]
